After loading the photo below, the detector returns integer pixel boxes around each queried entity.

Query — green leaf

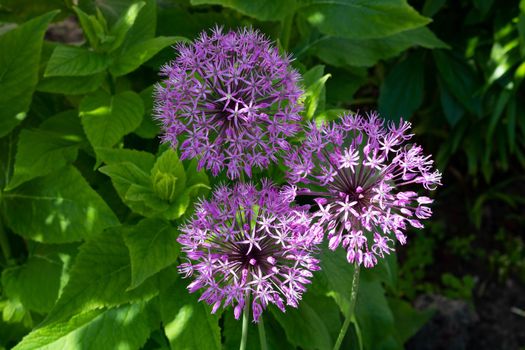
[271,298,333,350]
[355,278,396,350]
[134,85,160,139]
[13,301,157,350]
[37,73,105,95]
[302,65,331,120]
[315,27,448,68]
[387,298,434,344]
[124,218,180,290]
[79,90,144,160]
[379,53,424,122]
[299,0,430,39]
[4,166,119,243]
[7,121,82,189]
[433,50,482,116]
[43,227,157,324]
[160,277,221,350]
[107,1,146,52]
[97,147,155,172]
[0,11,58,137]
[110,36,187,76]
[44,46,110,77]
[73,6,105,50]
[2,257,61,314]
[190,0,297,21]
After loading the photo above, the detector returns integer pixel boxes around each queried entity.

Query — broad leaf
[43,227,157,324]
[4,166,119,243]
[44,46,110,77]
[37,73,105,95]
[13,301,157,350]
[379,53,425,122]
[299,0,430,39]
[271,298,333,350]
[97,147,155,171]
[134,85,160,139]
[124,218,180,289]
[190,0,297,21]
[387,298,434,345]
[110,36,187,76]
[0,11,58,137]
[315,27,448,68]
[7,121,82,189]
[160,277,221,350]
[79,90,144,160]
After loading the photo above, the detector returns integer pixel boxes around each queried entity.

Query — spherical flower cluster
[154,27,303,179]
[177,181,322,322]
[285,112,442,268]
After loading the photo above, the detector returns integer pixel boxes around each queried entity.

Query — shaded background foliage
[0,0,524,349]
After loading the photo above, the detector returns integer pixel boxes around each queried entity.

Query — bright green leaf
[124,218,180,290]
[7,124,81,190]
[0,11,58,137]
[79,90,144,160]
[299,0,430,39]
[151,149,186,202]
[110,36,187,76]
[4,166,119,243]
[44,46,110,77]
[302,65,331,119]
[190,0,296,21]
[160,278,221,350]
[43,228,157,324]
[13,301,157,350]
[107,1,146,52]
[97,147,155,172]
[73,6,105,49]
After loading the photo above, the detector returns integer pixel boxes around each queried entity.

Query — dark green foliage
[0,0,523,349]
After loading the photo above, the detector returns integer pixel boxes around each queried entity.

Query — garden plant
[0,0,524,349]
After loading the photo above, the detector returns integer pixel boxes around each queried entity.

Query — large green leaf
[271,299,333,350]
[387,298,434,345]
[43,228,157,324]
[37,73,105,95]
[13,301,157,350]
[190,0,297,21]
[124,218,180,290]
[2,254,63,314]
[379,53,425,122]
[299,0,430,39]
[0,11,58,137]
[107,2,146,52]
[160,277,221,350]
[315,27,448,68]
[79,90,144,159]
[3,166,119,243]
[110,36,187,76]
[7,120,82,190]
[44,45,110,77]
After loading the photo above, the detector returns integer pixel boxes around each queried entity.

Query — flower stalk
[333,262,360,350]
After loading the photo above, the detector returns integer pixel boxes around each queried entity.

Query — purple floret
[177,181,322,322]
[154,27,303,179]
[285,112,442,268]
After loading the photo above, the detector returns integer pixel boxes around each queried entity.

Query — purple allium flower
[177,181,322,322]
[154,27,303,179]
[285,112,442,268]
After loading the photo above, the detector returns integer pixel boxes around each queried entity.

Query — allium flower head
[177,181,322,322]
[286,112,442,268]
[154,27,303,179]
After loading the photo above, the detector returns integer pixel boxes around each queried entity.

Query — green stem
[333,263,360,350]
[0,216,12,262]
[239,292,251,350]
[258,315,268,350]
